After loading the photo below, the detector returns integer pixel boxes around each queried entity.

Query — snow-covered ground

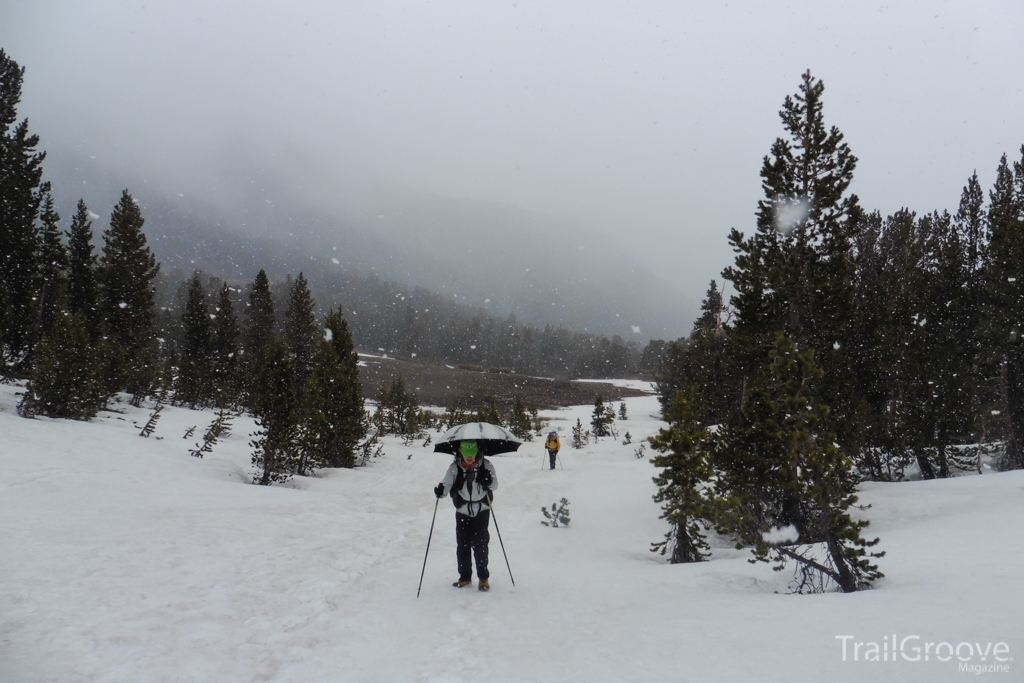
[1,381,1021,682]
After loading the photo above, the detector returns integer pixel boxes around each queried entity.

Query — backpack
[451,457,493,509]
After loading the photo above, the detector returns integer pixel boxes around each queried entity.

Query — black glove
[434,483,445,499]
[476,467,493,489]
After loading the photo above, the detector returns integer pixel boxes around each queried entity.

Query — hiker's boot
[452,580,472,588]
[478,579,490,592]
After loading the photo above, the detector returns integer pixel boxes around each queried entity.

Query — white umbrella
[434,422,523,456]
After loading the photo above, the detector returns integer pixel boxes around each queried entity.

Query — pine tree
[99,189,160,402]
[590,394,613,438]
[33,189,67,346]
[571,418,585,449]
[475,395,503,427]
[295,373,328,474]
[723,70,864,454]
[378,375,419,435]
[715,335,882,592]
[161,346,178,398]
[66,199,100,338]
[243,269,275,407]
[176,272,213,407]
[984,149,1024,468]
[953,173,989,459]
[323,309,366,465]
[284,272,318,388]
[0,50,47,366]
[210,283,240,407]
[19,311,104,419]
[250,338,299,485]
[297,332,365,470]
[0,280,8,375]
[849,209,922,479]
[649,389,713,563]
[444,401,472,430]
[916,211,976,475]
[657,281,734,426]
[506,395,532,440]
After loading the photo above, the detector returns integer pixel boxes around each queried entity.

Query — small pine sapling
[634,443,646,459]
[190,409,233,458]
[139,404,163,437]
[356,428,384,466]
[183,425,196,439]
[622,431,632,445]
[571,418,585,449]
[618,402,628,420]
[541,498,571,527]
[590,394,614,439]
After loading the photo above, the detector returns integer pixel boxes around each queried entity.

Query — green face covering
[460,440,478,459]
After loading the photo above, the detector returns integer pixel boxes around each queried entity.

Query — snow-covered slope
[1,383,1020,682]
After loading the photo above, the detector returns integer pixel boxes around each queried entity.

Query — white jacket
[440,458,498,517]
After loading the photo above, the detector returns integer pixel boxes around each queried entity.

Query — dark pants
[455,509,490,582]
[548,449,558,469]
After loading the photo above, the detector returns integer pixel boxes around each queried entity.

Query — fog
[3,1,1023,337]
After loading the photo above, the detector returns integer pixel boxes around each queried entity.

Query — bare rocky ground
[357,354,651,410]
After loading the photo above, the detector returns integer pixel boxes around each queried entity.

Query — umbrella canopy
[434,422,523,457]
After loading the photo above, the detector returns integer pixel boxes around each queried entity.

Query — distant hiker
[434,440,497,591]
[545,431,560,470]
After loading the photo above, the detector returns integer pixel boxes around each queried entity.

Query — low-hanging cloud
[3,1,1023,335]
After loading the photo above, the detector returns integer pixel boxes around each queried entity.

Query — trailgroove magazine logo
[836,635,1012,673]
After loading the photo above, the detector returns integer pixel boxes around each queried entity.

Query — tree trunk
[915,447,936,480]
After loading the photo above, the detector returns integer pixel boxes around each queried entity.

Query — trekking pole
[541,448,546,470]
[557,451,564,469]
[416,497,440,598]
[487,494,515,586]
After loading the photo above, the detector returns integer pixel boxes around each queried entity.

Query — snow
[1,383,1021,682]
[357,352,394,362]
[761,524,800,545]
[573,378,657,392]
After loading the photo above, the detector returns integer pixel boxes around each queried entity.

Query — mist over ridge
[42,145,694,341]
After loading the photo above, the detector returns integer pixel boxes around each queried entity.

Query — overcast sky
[3,1,1024,311]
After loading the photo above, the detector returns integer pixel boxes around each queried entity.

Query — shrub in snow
[541,498,571,528]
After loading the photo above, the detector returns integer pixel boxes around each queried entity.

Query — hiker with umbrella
[427,422,520,593]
